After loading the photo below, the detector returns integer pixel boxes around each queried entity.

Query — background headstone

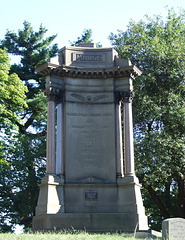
[162,218,185,240]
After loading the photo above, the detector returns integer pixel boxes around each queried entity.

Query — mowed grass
[0,231,162,240]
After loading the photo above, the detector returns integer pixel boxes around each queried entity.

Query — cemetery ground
[0,231,162,240]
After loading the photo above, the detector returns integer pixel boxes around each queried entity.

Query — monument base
[33,174,148,232]
[33,212,146,232]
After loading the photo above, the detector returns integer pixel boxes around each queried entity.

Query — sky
[1,0,185,53]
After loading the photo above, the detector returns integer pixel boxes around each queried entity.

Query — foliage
[0,49,27,131]
[0,22,58,231]
[71,29,93,46]
[70,29,102,47]
[0,48,27,232]
[0,48,27,168]
[109,9,185,230]
[0,21,58,95]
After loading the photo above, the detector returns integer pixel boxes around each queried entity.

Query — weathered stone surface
[35,174,64,216]
[135,230,162,239]
[65,102,116,183]
[33,44,148,232]
[58,45,118,68]
[162,218,185,240]
[33,213,144,232]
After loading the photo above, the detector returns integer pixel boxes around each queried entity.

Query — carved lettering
[170,221,185,238]
[67,112,112,118]
[76,54,104,62]
[85,191,98,200]
[162,218,185,240]
[84,161,97,167]
[83,136,96,146]
[66,106,114,173]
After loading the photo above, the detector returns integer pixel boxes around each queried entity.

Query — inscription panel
[85,190,98,200]
[65,102,116,182]
[71,52,105,64]
[76,54,104,62]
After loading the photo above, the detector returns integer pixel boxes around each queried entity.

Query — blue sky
[1,0,185,50]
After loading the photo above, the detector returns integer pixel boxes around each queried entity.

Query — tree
[1,21,58,96]
[0,48,27,232]
[109,9,185,230]
[0,21,58,231]
[0,48,27,128]
[0,21,58,136]
[70,29,102,47]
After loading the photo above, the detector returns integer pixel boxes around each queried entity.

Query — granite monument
[32,42,148,232]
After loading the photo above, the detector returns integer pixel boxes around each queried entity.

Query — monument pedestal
[33,174,148,232]
[35,174,65,216]
[117,175,148,231]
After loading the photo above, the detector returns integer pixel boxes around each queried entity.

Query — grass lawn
[0,231,162,240]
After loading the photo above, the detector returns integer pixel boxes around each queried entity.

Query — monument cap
[58,45,118,68]
[78,42,96,48]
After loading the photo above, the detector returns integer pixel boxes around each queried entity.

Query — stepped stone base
[33,213,147,232]
[32,174,148,232]
[135,230,162,239]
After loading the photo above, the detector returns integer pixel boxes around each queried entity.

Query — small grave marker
[162,218,185,240]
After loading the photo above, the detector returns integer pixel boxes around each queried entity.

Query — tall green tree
[0,21,58,135]
[0,48,27,232]
[70,29,93,46]
[0,49,27,132]
[70,29,102,47]
[0,21,58,231]
[1,21,58,96]
[109,9,185,230]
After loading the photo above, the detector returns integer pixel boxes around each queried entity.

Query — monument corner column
[46,88,57,174]
[56,90,64,176]
[123,91,135,176]
[115,92,124,178]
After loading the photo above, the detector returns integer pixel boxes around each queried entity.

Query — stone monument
[32,43,148,232]
[162,218,185,240]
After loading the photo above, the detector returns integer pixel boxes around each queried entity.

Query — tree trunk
[165,179,171,213]
[176,175,185,218]
[138,177,170,219]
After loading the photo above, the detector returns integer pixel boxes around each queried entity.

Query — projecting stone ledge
[33,212,147,232]
[36,45,141,79]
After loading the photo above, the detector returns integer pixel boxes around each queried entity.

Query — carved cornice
[37,64,142,80]
[116,90,134,103]
[45,87,64,102]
